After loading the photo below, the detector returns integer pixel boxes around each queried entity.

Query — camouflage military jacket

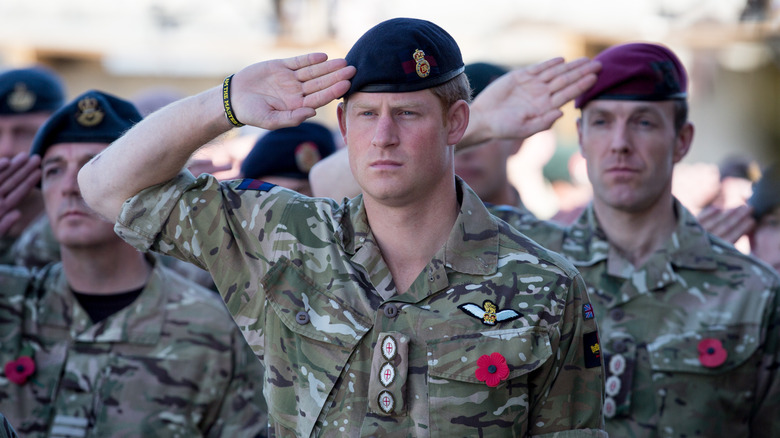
[513,200,780,438]
[114,172,606,437]
[0,214,59,268]
[0,258,267,438]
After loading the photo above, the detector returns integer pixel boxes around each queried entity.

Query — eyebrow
[42,153,99,168]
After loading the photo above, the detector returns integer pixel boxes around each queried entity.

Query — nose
[61,166,82,196]
[608,122,631,155]
[371,114,399,149]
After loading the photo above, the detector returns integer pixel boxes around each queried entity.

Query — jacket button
[383,304,398,318]
[613,340,628,353]
[610,308,625,321]
[295,311,310,325]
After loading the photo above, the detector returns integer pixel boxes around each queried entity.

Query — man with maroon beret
[514,42,780,437]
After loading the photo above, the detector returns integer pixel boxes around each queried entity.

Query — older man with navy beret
[0,90,268,437]
[0,66,65,265]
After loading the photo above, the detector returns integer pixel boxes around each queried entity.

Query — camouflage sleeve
[114,172,299,296]
[206,327,268,438]
[751,282,780,437]
[530,268,606,438]
[0,412,19,438]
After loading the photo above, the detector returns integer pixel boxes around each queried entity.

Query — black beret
[0,66,65,115]
[343,17,465,98]
[748,164,780,219]
[30,90,142,158]
[575,42,687,109]
[465,62,508,98]
[240,122,336,180]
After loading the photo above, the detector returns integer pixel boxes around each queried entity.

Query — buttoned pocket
[426,327,552,436]
[645,324,763,436]
[264,259,372,436]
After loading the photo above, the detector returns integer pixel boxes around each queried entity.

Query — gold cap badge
[76,97,104,127]
[413,49,431,78]
[8,83,36,113]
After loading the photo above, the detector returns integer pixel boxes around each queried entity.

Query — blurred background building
[1,0,778,164]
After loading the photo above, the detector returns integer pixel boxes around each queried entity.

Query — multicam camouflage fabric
[496,201,780,438]
[114,172,606,437]
[0,214,60,268]
[0,258,267,438]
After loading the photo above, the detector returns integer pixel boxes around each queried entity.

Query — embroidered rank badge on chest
[458,300,521,326]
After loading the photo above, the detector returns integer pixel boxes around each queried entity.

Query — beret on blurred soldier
[343,17,465,98]
[0,66,65,115]
[465,62,508,98]
[748,164,780,219]
[575,42,687,109]
[30,89,142,158]
[240,122,336,180]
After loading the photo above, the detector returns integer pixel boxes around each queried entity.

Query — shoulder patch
[237,178,277,191]
[583,331,601,368]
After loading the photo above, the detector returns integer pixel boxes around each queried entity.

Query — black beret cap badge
[8,83,36,113]
[413,49,431,78]
[76,97,104,127]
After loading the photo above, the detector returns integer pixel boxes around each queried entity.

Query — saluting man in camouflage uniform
[499,43,780,437]
[0,67,64,267]
[79,18,606,437]
[0,90,267,437]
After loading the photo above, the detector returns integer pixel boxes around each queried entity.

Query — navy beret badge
[76,97,104,127]
[8,83,35,113]
[294,141,322,173]
[413,49,431,78]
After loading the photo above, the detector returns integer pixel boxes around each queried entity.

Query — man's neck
[364,190,459,294]
[593,195,678,268]
[60,242,152,294]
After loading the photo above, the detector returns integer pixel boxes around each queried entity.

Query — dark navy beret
[0,66,65,115]
[240,122,336,180]
[30,89,142,157]
[343,17,465,98]
[575,42,687,109]
[465,62,508,98]
[749,164,780,219]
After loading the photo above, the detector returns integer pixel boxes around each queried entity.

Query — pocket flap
[265,259,372,349]
[427,327,552,383]
[647,324,761,374]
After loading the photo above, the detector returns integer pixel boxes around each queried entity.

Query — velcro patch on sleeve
[237,178,277,191]
[583,331,602,369]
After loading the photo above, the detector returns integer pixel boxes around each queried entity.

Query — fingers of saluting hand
[0,209,21,236]
[0,153,41,199]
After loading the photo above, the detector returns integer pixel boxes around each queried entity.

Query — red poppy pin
[4,355,35,385]
[475,352,510,387]
[698,338,727,368]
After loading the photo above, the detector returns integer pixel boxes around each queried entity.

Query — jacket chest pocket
[426,327,552,437]
[646,324,762,435]
[264,260,372,436]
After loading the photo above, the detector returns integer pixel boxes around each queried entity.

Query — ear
[673,122,694,163]
[337,102,348,145]
[445,100,470,146]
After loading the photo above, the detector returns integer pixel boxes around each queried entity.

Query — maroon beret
[575,42,687,109]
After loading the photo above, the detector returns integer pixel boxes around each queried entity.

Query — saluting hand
[229,53,356,130]
[0,152,41,236]
[459,57,601,151]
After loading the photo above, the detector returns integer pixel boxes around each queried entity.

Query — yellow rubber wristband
[222,74,245,127]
